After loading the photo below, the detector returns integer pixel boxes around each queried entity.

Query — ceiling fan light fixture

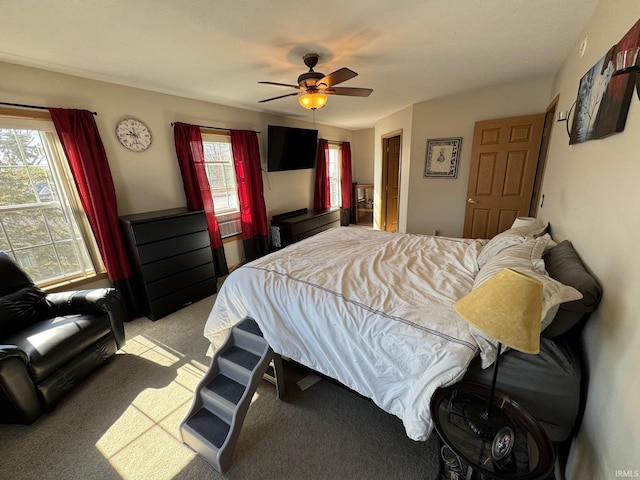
[298,92,328,110]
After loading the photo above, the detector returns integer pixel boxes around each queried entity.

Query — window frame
[327,141,342,209]
[200,129,242,239]
[0,107,105,288]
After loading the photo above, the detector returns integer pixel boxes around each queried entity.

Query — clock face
[116,118,152,152]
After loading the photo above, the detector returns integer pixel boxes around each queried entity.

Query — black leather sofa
[0,252,126,424]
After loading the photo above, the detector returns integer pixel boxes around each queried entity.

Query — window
[0,113,103,286]
[201,132,241,238]
[328,143,342,208]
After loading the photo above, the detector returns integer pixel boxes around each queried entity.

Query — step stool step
[221,345,261,371]
[235,318,263,337]
[185,408,230,449]
[206,375,245,406]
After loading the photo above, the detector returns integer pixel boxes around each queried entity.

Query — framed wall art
[424,137,462,178]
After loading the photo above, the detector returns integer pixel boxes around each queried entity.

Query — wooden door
[463,114,544,239]
[382,135,401,232]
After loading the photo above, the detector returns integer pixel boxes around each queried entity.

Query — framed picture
[424,137,462,178]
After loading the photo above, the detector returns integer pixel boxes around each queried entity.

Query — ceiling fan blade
[258,81,300,89]
[258,92,300,103]
[325,87,373,97]
[317,67,358,88]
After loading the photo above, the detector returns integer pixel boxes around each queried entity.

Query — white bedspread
[204,227,484,441]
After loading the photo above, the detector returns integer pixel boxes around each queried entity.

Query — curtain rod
[170,122,260,134]
[0,101,97,115]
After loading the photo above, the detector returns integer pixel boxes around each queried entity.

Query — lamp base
[463,401,511,439]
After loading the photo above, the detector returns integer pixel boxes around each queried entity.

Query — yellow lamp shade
[298,92,328,110]
[454,268,543,354]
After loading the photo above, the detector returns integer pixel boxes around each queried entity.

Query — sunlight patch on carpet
[96,335,206,479]
[119,335,181,366]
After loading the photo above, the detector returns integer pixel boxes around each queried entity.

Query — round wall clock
[115,118,152,152]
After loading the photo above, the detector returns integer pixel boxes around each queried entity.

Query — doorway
[381,132,401,232]
[462,113,545,239]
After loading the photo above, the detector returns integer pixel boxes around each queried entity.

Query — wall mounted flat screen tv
[267,125,318,172]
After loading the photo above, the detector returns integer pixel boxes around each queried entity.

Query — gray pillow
[542,241,602,337]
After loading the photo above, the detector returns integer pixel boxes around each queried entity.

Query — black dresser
[120,208,217,321]
[271,208,340,248]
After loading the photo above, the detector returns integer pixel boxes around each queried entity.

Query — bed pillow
[469,234,582,368]
[476,222,549,270]
[541,240,602,337]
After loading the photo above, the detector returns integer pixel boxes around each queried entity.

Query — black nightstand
[431,382,555,480]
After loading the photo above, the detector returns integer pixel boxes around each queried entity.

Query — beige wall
[351,128,375,183]
[373,106,413,231]
[539,0,640,477]
[0,61,352,268]
[406,79,552,237]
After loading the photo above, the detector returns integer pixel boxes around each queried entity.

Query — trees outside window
[328,143,342,208]
[0,116,102,285]
[202,133,241,238]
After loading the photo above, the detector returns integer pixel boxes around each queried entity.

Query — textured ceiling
[0,0,599,130]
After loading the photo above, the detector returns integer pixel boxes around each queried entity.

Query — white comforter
[204,227,484,441]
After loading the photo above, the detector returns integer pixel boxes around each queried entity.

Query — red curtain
[49,108,135,316]
[173,122,228,276]
[230,130,269,261]
[340,142,353,225]
[313,139,331,209]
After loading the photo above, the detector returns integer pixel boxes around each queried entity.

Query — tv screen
[267,125,318,172]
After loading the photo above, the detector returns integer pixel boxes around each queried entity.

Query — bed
[203,224,601,443]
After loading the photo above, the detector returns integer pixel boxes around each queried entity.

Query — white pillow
[468,234,582,368]
[476,222,549,270]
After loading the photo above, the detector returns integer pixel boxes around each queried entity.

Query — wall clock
[115,118,152,152]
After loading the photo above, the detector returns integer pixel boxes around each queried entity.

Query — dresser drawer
[290,217,320,236]
[145,263,215,301]
[319,209,340,225]
[140,247,213,282]
[137,230,210,264]
[128,212,207,245]
[148,277,217,320]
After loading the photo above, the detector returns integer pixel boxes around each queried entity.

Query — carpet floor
[0,292,441,480]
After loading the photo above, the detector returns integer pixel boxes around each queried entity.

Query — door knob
[467,198,477,204]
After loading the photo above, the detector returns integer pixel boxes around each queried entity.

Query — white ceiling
[0,0,599,130]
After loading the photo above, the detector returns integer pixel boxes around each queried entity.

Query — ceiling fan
[258,53,373,110]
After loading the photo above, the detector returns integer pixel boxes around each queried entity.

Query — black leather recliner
[0,251,126,424]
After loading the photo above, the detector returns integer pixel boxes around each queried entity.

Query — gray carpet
[0,291,442,480]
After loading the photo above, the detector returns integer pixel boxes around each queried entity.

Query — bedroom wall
[405,79,552,237]
[373,106,413,232]
[351,128,375,183]
[538,0,640,477]
[0,61,352,268]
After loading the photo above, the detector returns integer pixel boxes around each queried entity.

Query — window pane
[328,146,341,208]
[201,136,241,237]
[14,244,61,283]
[2,209,52,248]
[0,225,10,251]
[0,166,39,205]
[0,125,99,285]
[207,164,225,188]
[55,240,89,276]
[42,206,72,242]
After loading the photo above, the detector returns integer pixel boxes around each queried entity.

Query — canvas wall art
[570,18,640,145]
